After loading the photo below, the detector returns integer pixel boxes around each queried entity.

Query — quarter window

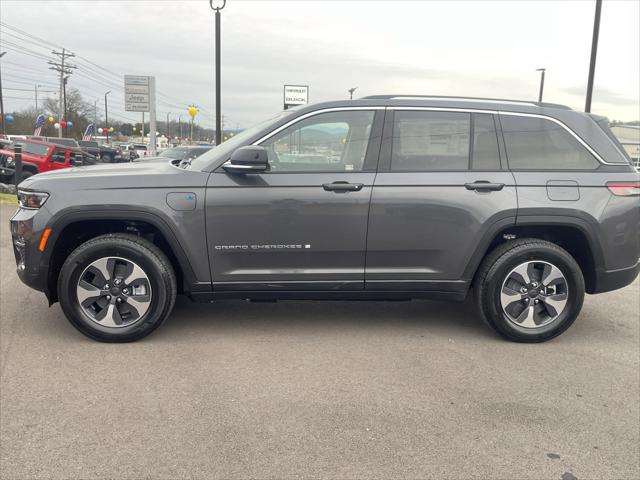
[501,115,599,169]
[391,111,470,171]
[260,111,375,172]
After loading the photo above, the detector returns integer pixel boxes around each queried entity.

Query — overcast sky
[1,0,639,129]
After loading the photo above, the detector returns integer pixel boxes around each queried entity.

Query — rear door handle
[323,181,364,192]
[464,181,505,192]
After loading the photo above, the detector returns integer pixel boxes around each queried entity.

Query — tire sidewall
[59,239,170,341]
[485,247,584,342]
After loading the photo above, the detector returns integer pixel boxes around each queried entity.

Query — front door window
[260,111,375,172]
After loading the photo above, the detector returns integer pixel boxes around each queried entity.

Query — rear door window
[500,115,599,169]
[391,111,470,171]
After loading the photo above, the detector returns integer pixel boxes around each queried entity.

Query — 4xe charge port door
[205,109,383,292]
[365,109,518,292]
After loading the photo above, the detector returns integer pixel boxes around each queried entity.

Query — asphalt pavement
[1,205,638,480]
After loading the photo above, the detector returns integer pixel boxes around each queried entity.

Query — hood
[33,159,173,179]
[19,158,205,192]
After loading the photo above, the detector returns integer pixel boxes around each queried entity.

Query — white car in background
[130,143,148,158]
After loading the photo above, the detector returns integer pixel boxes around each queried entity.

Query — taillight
[607,182,640,196]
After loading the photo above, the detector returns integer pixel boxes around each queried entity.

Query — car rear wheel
[58,234,176,342]
[100,153,113,162]
[474,238,585,343]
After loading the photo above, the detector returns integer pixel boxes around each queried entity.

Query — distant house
[611,125,640,168]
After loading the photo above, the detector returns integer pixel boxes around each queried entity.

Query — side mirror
[223,146,268,174]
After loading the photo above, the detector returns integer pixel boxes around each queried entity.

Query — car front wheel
[475,239,585,343]
[58,234,177,342]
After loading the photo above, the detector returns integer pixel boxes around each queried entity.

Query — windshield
[188,111,294,170]
[13,141,52,156]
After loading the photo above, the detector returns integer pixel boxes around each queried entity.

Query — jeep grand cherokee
[10,96,640,342]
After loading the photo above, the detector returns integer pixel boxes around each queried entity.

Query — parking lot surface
[1,205,638,480]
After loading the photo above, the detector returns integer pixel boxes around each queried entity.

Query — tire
[58,233,177,342]
[100,153,113,163]
[474,238,585,343]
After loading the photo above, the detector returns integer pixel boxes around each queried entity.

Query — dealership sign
[125,75,151,112]
[284,85,309,109]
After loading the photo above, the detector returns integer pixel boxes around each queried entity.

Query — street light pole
[348,87,357,100]
[536,68,546,103]
[210,0,226,146]
[166,111,170,139]
[35,84,42,112]
[585,0,602,113]
[0,51,6,136]
[104,90,111,143]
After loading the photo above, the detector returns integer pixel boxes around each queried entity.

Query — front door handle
[464,181,505,192]
[323,181,364,192]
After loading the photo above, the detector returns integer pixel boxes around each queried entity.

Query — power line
[2,21,219,129]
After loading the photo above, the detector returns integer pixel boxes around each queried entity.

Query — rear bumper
[592,261,640,294]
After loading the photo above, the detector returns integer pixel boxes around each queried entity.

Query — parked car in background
[5,134,27,142]
[118,144,139,161]
[131,143,148,158]
[78,141,121,163]
[29,136,80,149]
[133,145,213,163]
[0,139,95,182]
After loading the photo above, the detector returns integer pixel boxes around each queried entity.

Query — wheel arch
[467,216,604,294]
[43,208,199,303]
[21,162,39,174]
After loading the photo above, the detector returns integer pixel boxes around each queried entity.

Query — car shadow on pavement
[155,295,498,342]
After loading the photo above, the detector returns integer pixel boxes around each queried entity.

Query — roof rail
[360,95,572,110]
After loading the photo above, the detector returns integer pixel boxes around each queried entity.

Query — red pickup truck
[0,139,96,182]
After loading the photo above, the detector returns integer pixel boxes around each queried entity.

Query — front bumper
[10,208,48,293]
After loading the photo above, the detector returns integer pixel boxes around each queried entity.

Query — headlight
[17,189,50,209]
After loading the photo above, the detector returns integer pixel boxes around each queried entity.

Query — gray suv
[10,96,640,343]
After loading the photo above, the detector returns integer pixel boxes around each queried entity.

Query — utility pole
[48,48,76,137]
[0,51,6,136]
[179,114,182,143]
[63,76,69,127]
[166,111,170,138]
[536,68,546,102]
[585,0,602,113]
[348,87,357,100]
[94,99,98,133]
[104,90,111,143]
[141,112,145,142]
